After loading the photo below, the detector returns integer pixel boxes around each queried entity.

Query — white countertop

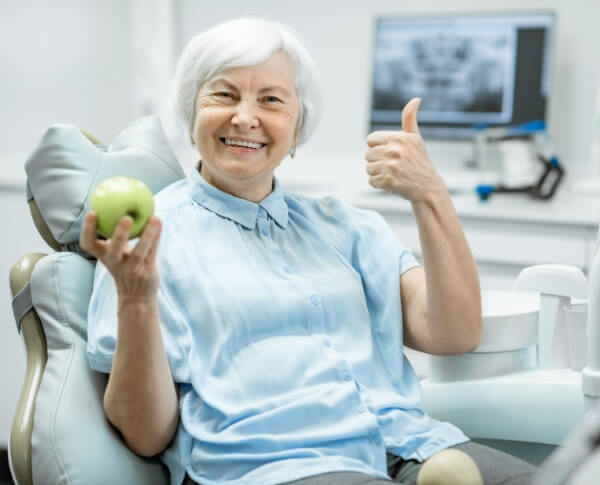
[347,188,600,227]
[278,159,600,228]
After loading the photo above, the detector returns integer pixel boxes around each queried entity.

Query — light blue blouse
[86,169,468,485]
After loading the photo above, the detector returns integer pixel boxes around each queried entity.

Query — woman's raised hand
[79,212,162,302]
[365,98,447,204]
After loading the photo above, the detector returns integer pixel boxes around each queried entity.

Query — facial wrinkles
[204,71,298,110]
[201,91,296,122]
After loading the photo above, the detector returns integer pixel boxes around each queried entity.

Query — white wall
[0,0,134,183]
[1,0,599,448]
[175,0,600,180]
[0,0,135,447]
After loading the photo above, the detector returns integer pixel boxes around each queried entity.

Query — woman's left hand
[365,98,446,203]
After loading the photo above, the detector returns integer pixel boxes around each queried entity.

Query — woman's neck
[198,163,273,203]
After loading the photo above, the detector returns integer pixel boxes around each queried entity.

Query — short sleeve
[309,196,420,276]
[399,248,420,275]
[85,263,119,373]
[349,205,421,281]
[86,260,192,383]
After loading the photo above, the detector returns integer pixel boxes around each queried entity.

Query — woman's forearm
[103,297,179,457]
[365,98,481,353]
[412,190,482,353]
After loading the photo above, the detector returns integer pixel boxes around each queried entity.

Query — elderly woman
[81,17,536,485]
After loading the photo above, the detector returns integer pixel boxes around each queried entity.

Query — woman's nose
[230,100,260,131]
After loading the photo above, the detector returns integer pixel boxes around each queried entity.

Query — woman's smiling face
[192,51,300,201]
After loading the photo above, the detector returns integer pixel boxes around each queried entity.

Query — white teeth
[224,138,263,149]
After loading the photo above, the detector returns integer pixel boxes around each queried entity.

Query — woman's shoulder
[284,191,386,228]
[153,177,193,214]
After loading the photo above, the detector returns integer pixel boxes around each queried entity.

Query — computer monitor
[369,11,555,139]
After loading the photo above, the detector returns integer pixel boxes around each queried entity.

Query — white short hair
[169,17,322,146]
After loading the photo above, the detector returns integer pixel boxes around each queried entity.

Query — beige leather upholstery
[9,253,47,485]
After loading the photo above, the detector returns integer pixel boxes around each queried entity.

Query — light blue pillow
[24,115,186,246]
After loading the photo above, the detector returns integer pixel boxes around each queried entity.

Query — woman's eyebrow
[258,85,293,97]
[208,78,238,90]
[209,77,293,97]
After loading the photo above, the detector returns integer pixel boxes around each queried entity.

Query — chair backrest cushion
[30,246,170,485]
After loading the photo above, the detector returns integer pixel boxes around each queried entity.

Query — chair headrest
[25,116,186,248]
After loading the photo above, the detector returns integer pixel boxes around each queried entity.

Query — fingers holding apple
[79,211,103,257]
[79,176,162,299]
[104,214,136,263]
[129,216,162,264]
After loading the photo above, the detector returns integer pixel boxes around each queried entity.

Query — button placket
[309,294,323,333]
[371,434,383,445]
[257,207,270,237]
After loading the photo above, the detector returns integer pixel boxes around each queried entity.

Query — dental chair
[8,116,184,485]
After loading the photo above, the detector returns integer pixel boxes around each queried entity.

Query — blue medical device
[474,121,564,201]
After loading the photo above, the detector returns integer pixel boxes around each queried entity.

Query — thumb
[402,97,421,134]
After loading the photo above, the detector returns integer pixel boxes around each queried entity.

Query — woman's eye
[263,96,281,103]
[215,92,233,99]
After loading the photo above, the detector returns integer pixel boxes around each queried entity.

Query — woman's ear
[289,130,299,159]
[293,107,303,146]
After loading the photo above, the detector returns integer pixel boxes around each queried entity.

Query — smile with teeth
[221,137,266,149]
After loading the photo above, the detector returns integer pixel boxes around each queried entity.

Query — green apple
[90,176,154,239]
[417,449,483,485]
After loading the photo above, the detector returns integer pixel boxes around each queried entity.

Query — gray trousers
[284,442,536,485]
[186,441,537,485]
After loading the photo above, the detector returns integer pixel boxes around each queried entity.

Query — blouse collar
[188,169,289,230]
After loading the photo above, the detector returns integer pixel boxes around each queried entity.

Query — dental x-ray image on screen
[369,12,555,140]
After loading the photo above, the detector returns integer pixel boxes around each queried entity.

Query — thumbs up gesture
[366,98,446,203]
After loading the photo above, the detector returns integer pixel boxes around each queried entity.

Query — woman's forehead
[210,52,297,92]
